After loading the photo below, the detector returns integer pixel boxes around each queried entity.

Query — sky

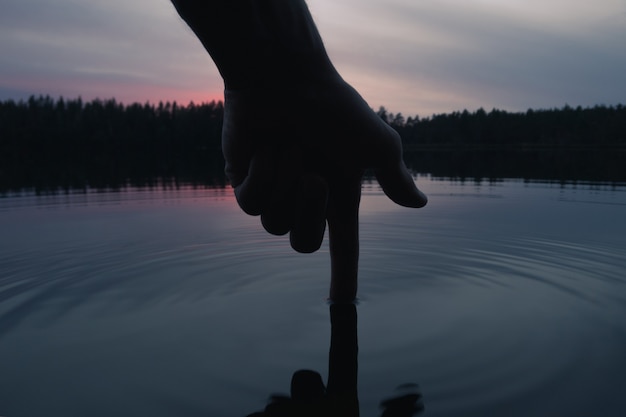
[1,0,625,117]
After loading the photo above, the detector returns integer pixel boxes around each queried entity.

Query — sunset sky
[1,0,625,117]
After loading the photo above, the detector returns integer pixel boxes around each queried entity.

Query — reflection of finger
[375,161,427,208]
[327,174,362,302]
[327,303,358,408]
[290,370,326,403]
[290,175,328,253]
[234,151,274,216]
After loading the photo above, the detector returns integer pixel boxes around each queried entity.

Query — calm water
[1,177,625,417]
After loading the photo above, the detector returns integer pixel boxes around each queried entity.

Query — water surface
[1,177,625,416]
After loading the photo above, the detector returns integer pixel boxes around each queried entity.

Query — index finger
[326,173,362,302]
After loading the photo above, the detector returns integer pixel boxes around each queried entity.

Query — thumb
[375,160,427,208]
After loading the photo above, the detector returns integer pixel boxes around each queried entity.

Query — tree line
[379,105,626,149]
[0,96,225,192]
[1,95,625,193]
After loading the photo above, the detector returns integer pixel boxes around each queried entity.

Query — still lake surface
[1,176,625,417]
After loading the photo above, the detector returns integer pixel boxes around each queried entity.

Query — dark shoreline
[2,96,625,193]
[3,147,625,196]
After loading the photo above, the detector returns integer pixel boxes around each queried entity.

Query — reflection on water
[246,303,423,417]
[1,177,625,416]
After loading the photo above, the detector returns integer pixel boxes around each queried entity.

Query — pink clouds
[1,70,224,107]
[1,0,625,116]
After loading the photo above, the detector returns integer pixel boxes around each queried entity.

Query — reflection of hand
[246,369,424,417]
[247,304,424,417]
[246,370,331,417]
[171,0,427,301]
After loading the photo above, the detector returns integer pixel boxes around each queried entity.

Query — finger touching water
[327,174,362,302]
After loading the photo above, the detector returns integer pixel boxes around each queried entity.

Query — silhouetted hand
[171,0,427,301]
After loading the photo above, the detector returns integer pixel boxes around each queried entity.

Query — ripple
[352,182,626,415]
[1,180,626,417]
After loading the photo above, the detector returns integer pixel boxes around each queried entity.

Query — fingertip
[289,175,328,254]
[290,236,324,254]
[261,185,295,236]
[233,153,274,216]
[234,183,264,215]
[407,187,428,208]
[375,163,427,208]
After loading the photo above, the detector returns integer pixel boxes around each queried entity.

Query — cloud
[1,0,624,115]
[0,0,223,103]
[312,0,626,115]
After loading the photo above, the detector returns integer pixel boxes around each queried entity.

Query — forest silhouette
[1,95,625,194]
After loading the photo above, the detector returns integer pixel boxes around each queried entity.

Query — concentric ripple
[1,179,625,417]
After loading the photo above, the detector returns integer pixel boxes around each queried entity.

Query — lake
[1,176,625,417]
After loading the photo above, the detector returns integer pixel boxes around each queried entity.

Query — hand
[223,80,426,302]
[171,0,427,302]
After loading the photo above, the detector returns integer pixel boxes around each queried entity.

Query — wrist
[172,0,339,89]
